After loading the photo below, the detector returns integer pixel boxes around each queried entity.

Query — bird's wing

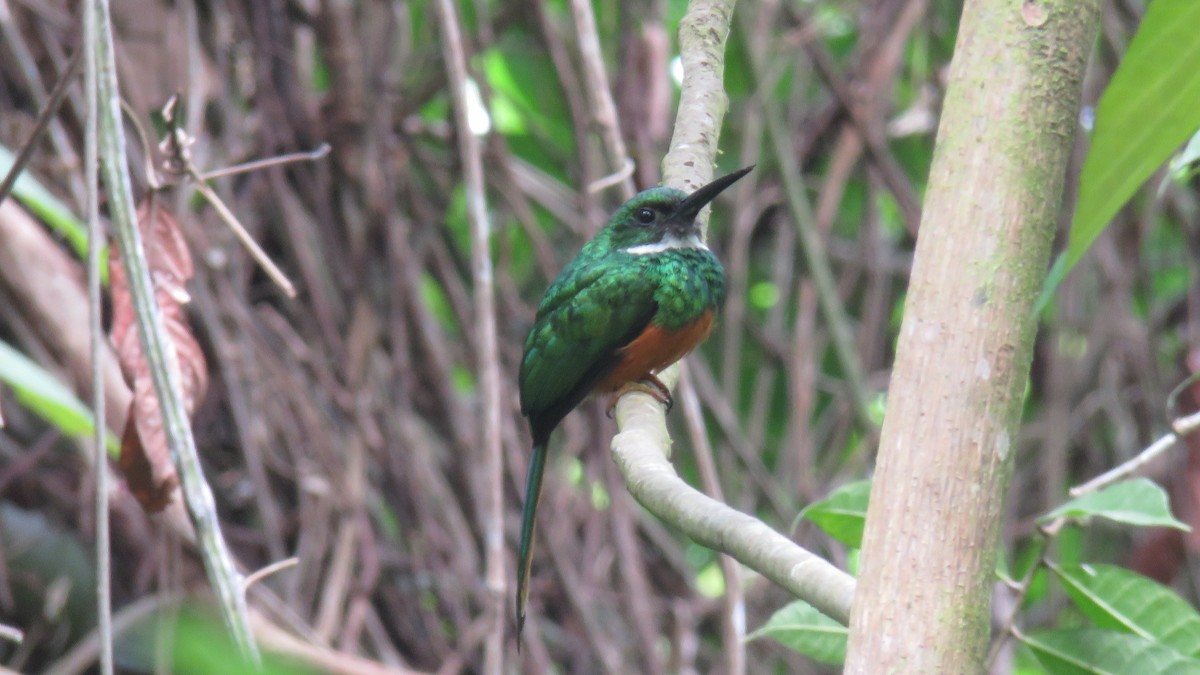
[519,259,656,430]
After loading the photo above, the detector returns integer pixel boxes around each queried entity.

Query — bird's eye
[635,208,656,224]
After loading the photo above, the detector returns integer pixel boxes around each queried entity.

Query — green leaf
[798,480,870,548]
[1052,563,1200,657]
[0,339,117,455]
[1063,0,1200,277]
[1034,253,1067,314]
[0,144,94,265]
[1022,628,1200,675]
[1039,479,1188,531]
[748,600,846,665]
[121,605,322,675]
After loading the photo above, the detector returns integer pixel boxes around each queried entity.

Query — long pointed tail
[516,438,548,647]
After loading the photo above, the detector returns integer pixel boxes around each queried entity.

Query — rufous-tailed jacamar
[516,166,753,641]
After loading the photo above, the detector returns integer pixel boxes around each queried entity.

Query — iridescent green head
[597,166,754,254]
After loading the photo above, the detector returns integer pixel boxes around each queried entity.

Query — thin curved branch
[610,0,856,629]
[613,392,854,624]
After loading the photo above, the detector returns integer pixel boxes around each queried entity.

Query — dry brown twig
[125,95,332,299]
[0,50,82,209]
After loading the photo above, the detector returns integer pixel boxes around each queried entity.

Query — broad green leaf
[1039,479,1188,531]
[798,480,870,548]
[0,144,92,263]
[1052,563,1200,657]
[748,600,846,665]
[1022,628,1200,675]
[0,339,117,455]
[1063,0,1200,277]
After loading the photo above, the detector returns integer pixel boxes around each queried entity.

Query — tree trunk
[844,1,1100,672]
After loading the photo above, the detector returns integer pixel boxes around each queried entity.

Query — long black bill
[674,165,755,222]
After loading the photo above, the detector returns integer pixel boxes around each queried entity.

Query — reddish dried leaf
[109,199,206,513]
[118,399,178,512]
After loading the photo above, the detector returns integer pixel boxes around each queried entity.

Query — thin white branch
[1070,408,1200,498]
[435,0,506,669]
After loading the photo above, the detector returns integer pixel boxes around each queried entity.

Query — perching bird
[516,166,752,642]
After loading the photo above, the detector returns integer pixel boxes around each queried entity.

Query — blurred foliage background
[0,0,1196,672]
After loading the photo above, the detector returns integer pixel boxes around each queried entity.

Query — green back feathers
[518,247,724,425]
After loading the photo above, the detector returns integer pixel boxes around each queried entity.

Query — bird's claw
[607,375,674,418]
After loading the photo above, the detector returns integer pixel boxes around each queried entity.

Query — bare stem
[570,0,635,199]
[197,144,331,182]
[434,0,507,669]
[82,3,111,672]
[187,176,297,297]
[0,623,23,644]
[243,557,300,591]
[1070,408,1200,497]
[89,0,259,661]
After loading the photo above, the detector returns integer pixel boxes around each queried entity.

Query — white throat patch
[622,232,708,256]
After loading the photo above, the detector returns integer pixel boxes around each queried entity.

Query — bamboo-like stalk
[87,0,258,661]
[82,0,111,672]
[434,0,506,670]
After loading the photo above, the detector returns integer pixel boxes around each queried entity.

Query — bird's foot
[606,375,674,418]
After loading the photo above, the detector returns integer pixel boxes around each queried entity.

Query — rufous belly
[595,310,715,393]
